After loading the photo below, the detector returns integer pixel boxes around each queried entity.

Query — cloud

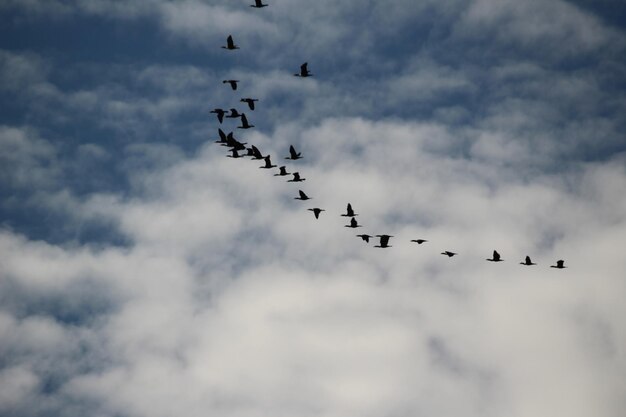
[1,1,626,417]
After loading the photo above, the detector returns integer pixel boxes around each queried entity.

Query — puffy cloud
[1,1,626,417]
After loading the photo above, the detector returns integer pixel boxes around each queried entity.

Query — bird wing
[301,62,308,74]
[227,35,234,48]
[293,172,301,180]
[298,190,308,199]
[241,114,248,125]
[350,218,357,227]
[289,145,297,158]
[493,250,500,261]
[346,203,354,216]
[380,235,389,246]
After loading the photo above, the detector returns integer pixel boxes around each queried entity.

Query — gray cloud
[1,1,626,417]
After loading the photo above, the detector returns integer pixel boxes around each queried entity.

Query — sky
[1,0,625,416]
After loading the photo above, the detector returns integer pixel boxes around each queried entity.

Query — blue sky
[1,1,625,416]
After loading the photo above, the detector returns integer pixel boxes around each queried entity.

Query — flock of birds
[208,1,567,270]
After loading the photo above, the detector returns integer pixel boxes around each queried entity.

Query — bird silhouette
[223,132,247,150]
[287,172,305,182]
[341,203,357,217]
[227,149,243,158]
[214,128,228,144]
[247,145,264,160]
[285,145,302,160]
[487,250,503,262]
[550,260,567,269]
[295,190,311,200]
[222,35,239,50]
[223,80,239,90]
[260,155,277,169]
[240,98,258,111]
[441,251,457,257]
[237,113,254,129]
[520,256,537,266]
[344,217,361,228]
[250,0,268,8]
[225,108,241,118]
[274,166,290,176]
[357,234,373,243]
[375,235,393,248]
[210,108,226,123]
[411,239,428,244]
[294,62,312,77]
[308,208,325,219]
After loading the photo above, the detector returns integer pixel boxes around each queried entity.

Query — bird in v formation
[213,4,567,269]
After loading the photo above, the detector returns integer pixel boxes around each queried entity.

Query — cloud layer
[1,1,625,416]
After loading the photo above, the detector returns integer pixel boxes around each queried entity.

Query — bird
[237,113,254,129]
[551,260,567,269]
[222,35,239,50]
[441,251,457,257]
[344,217,361,228]
[295,190,311,200]
[341,203,357,217]
[375,235,393,248]
[285,145,302,160]
[214,128,228,144]
[223,132,247,150]
[210,108,226,123]
[308,208,325,219]
[287,172,305,182]
[240,98,258,111]
[294,62,312,77]
[520,256,537,266]
[411,239,428,244]
[247,145,264,160]
[250,0,268,8]
[227,149,243,158]
[357,234,373,243]
[274,166,290,176]
[225,108,241,119]
[223,80,239,90]
[260,155,276,169]
[487,250,503,262]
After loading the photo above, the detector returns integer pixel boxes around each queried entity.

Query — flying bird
[341,203,357,217]
[223,80,239,90]
[308,208,325,219]
[375,235,393,248]
[222,35,239,50]
[227,149,243,158]
[240,98,258,111]
[295,190,311,200]
[237,113,254,129]
[550,260,567,269]
[225,108,242,119]
[411,239,428,244]
[487,250,503,262]
[250,0,268,8]
[260,155,277,169]
[214,128,228,144]
[294,62,312,77]
[357,234,373,243]
[287,172,305,182]
[274,166,290,176]
[223,132,246,150]
[344,217,361,228]
[520,256,537,266]
[210,108,226,123]
[441,251,457,257]
[247,145,264,160]
[285,145,302,160]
